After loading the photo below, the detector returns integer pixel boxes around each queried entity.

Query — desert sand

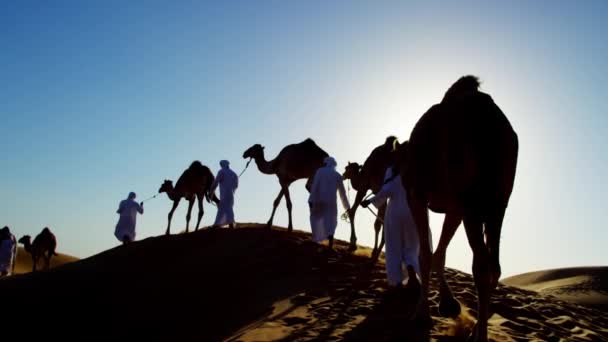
[0,224,606,341]
[12,246,78,274]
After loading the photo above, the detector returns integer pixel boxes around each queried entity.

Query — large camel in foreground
[243,139,353,244]
[395,75,518,342]
[159,161,219,235]
[342,136,398,257]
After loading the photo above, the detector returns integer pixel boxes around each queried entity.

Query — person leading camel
[308,156,350,250]
[361,165,428,289]
[209,160,239,229]
[114,192,144,244]
[0,226,17,276]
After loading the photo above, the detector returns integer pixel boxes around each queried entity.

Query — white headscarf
[324,156,337,168]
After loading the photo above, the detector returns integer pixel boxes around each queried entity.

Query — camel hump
[384,136,398,150]
[442,75,480,102]
[188,160,204,171]
[301,138,318,147]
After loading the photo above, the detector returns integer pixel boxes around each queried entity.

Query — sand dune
[502,266,608,312]
[1,224,606,341]
[13,246,78,274]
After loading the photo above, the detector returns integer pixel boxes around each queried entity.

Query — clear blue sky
[1,1,606,277]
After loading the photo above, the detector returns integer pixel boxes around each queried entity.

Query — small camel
[243,139,344,239]
[159,161,219,235]
[18,227,57,272]
[395,75,518,342]
[342,136,399,257]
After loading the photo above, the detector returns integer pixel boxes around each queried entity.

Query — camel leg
[266,188,285,229]
[374,203,387,258]
[166,199,181,235]
[434,214,462,317]
[348,190,366,252]
[185,198,195,233]
[32,254,37,272]
[463,215,491,342]
[45,251,51,270]
[283,183,294,232]
[195,193,204,231]
[410,195,432,327]
[486,205,506,289]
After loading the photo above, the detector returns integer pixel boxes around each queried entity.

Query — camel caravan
[1,75,518,342]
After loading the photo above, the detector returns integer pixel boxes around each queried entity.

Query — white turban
[324,156,337,168]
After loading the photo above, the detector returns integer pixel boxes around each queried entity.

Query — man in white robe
[114,192,144,244]
[308,156,351,249]
[0,226,17,276]
[362,167,422,288]
[210,160,238,228]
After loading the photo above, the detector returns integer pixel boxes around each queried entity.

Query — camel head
[158,180,174,194]
[243,144,264,160]
[18,235,31,247]
[342,162,361,180]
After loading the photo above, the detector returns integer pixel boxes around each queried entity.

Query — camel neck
[253,154,275,175]
[165,189,179,201]
[348,171,365,191]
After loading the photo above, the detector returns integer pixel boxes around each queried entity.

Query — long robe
[368,168,420,286]
[210,166,239,226]
[114,199,143,242]
[308,161,350,242]
[0,235,17,275]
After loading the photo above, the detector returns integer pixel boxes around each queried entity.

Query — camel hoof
[466,322,487,342]
[439,295,462,318]
[347,243,357,252]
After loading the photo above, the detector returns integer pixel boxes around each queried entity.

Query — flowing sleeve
[210,170,223,194]
[367,181,393,209]
[337,173,350,211]
[308,169,321,203]
[117,201,124,214]
[137,202,144,214]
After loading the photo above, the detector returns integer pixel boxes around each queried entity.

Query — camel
[342,136,398,257]
[243,139,347,243]
[394,75,518,342]
[18,227,57,272]
[158,161,219,235]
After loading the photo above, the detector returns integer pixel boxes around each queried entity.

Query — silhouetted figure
[362,166,424,288]
[395,75,518,342]
[308,157,351,250]
[18,227,57,272]
[342,136,398,256]
[159,161,219,235]
[0,226,17,276]
[209,160,238,229]
[114,192,144,244]
[242,139,336,234]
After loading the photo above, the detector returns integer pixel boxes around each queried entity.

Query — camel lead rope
[141,193,159,203]
[239,157,253,178]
